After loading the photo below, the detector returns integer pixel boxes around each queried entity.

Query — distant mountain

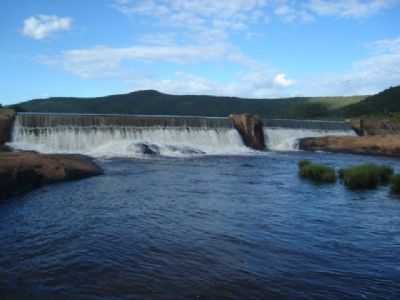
[8,90,367,120]
[338,86,400,118]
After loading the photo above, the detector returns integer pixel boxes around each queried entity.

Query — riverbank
[1,108,104,200]
[0,151,103,200]
[299,135,400,157]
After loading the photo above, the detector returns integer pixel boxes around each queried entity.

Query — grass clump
[390,174,400,195]
[299,161,337,183]
[298,160,312,169]
[339,164,394,190]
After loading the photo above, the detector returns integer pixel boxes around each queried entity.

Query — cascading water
[10,114,249,158]
[265,128,356,151]
[262,119,357,151]
[9,113,358,156]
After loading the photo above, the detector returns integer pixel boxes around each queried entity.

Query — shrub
[378,165,395,184]
[390,174,400,195]
[298,160,311,169]
[338,168,345,180]
[299,161,337,183]
[340,164,394,190]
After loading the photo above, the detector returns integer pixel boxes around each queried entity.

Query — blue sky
[1,0,400,104]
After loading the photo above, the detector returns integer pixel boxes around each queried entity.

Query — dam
[10,113,356,157]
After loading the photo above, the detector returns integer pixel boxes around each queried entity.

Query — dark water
[1,152,400,300]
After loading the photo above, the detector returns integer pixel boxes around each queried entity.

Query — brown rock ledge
[229,114,266,151]
[299,135,400,157]
[0,151,103,200]
[0,109,15,145]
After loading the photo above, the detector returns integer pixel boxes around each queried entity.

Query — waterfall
[10,114,249,158]
[9,113,357,157]
[265,128,356,151]
[262,119,356,151]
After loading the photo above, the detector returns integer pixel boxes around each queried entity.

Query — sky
[1,0,400,104]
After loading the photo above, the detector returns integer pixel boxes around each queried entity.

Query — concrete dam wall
[14,113,233,129]
[262,118,353,131]
[15,113,353,131]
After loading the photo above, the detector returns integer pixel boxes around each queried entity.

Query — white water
[9,116,357,157]
[265,128,356,151]
[10,124,250,158]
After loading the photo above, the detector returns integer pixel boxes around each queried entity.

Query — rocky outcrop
[0,109,15,145]
[350,119,400,136]
[349,119,364,136]
[0,152,103,200]
[299,135,400,157]
[229,114,266,150]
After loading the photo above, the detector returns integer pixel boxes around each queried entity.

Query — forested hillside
[338,86,400,118]
[7,90,366,120]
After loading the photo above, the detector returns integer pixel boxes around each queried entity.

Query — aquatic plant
[299,161,337,183]
[390,174,400,195]
[298,160,312,169]
[339,164,394,190]
[378,165,396,184]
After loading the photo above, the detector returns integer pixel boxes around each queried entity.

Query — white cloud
[41,36,279,80]
[41,35,400,97]
[273,73,295,87]
[307,0,397,18]
[114,36,399,98]
[128,71,296,98]
[274,2,315,22]
[40,40,296,97]
[35,1,399,98]
[369,36,400,54]
[139,33,178,46]
[113,0,269,39]
[113,0,398,31]
[299,36,400,96]
[45,44,231,78]
[22,15,72,40]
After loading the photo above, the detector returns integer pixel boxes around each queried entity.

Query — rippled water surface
[1,152,400,300]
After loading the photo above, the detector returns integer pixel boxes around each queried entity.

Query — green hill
[7,90,366,120]
[338,86,400,118]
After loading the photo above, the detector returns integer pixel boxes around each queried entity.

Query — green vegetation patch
[390,174,400,195]
[339,86,400,118]
[298,161,337,183]
[339,164,394,190]
[298,160,312,168]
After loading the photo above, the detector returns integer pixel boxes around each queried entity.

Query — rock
[0,152,103,200]
[0,144,12,152]
[139,143,159,155]
[128,143,160,155]
[0,109,15,145]
[229,114,266,150]
[299,135,400,157]
[349,119,364,136]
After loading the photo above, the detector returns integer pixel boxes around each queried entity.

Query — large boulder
[0,152,103,200]
[299,135,400,157]
[229,114,266,150]
[0,109,15,145]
